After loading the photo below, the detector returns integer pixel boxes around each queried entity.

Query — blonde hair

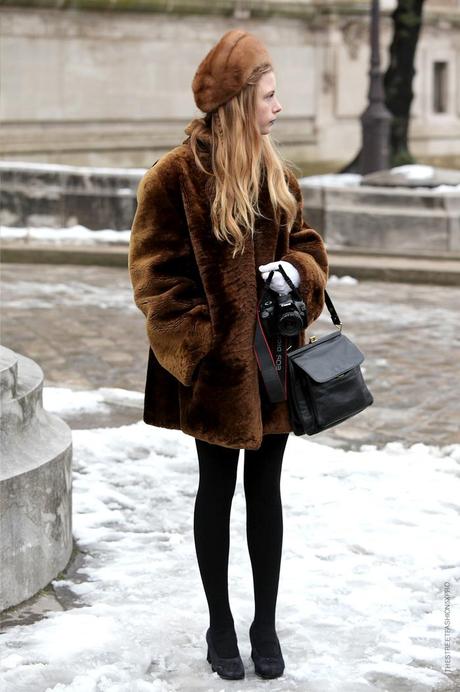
[184,64,298,259]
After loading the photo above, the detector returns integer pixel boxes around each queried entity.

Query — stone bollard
[0,345,73,611]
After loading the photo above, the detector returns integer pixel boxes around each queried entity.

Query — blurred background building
[0,0,459,174]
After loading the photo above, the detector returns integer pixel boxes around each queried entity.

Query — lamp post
[360,0,392,173]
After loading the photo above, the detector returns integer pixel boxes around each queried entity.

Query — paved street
[1,264,459,691]
[1,263,459,448]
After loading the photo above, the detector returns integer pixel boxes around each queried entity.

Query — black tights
[193,433,289,657]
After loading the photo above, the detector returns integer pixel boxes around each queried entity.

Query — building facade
[1,0,459,172]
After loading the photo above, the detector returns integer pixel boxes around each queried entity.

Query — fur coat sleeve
[128,161,214,387]
[282,168,329,325]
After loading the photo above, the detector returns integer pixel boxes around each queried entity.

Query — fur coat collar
[129,136,328,450]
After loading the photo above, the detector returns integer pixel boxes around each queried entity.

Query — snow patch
[0,160,146,176]
[0,389,458,690]
[328,274,359,285]
[43,387,143,415]
[300,173,362,187]
[0,225,130,245]
[390,164,434,180]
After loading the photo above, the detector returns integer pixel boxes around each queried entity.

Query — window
[433,61,448,113]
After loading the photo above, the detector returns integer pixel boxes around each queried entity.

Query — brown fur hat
[192,28,273,113]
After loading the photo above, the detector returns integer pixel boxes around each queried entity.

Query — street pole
[360,0,392,173]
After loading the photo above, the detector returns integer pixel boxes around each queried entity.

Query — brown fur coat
[128,135,328,450]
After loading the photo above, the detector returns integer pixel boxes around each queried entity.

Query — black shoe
[206,627,245,680]
[249,622,285,679]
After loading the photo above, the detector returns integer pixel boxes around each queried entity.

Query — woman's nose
[274,98,282,114]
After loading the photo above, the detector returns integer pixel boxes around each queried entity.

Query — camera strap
[253,267,297,403]
[253,264,343,404]
[254,294,291,403]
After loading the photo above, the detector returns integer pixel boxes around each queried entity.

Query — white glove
[259,261,301,294]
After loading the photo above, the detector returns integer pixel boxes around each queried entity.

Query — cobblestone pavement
[1,263,459,448]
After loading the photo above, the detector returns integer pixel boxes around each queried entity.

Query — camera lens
[279,310,303,336]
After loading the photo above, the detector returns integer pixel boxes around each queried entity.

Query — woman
[129,29,328,681]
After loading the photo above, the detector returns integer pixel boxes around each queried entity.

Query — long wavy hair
[184,64,298,259]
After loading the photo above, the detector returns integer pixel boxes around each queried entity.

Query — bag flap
[289,332,364,383]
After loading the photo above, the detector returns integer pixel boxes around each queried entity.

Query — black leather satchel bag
[287,322,374,435]
[254,266,373,436]
[287,318,374,436]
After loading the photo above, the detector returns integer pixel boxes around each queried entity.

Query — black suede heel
[249,622,285,679]
[205,627,245,680]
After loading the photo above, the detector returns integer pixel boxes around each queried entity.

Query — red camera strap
[253,294,290,403]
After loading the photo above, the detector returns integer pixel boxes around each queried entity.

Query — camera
[259,283,308,337]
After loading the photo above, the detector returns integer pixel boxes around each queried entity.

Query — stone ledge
[300,180,460,254]
[0,242,129,267]
[0,0,368,20]
[1,1,457,25]
[329,252,460,287]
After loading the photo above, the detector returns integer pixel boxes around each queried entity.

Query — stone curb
[1,242,460,286]
[328,253,460,287]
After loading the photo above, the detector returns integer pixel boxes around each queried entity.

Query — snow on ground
[327,275,358,286]
[300,173,363,188]
[0,160,147,176]
[2,278,137,312]
[0,226,130,245]
[390,165,435,180]
[300,167,460,192]
[2,273,357,312]
[0,387,459,691]
[42,387,144,417]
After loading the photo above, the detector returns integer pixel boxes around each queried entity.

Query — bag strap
[254,271,343,402]
[276,263,342,330]
[324,291,342,329]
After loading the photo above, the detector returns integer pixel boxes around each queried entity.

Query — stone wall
[2,160,459,260]
[0,161,141,230]
[1,0,459,169]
